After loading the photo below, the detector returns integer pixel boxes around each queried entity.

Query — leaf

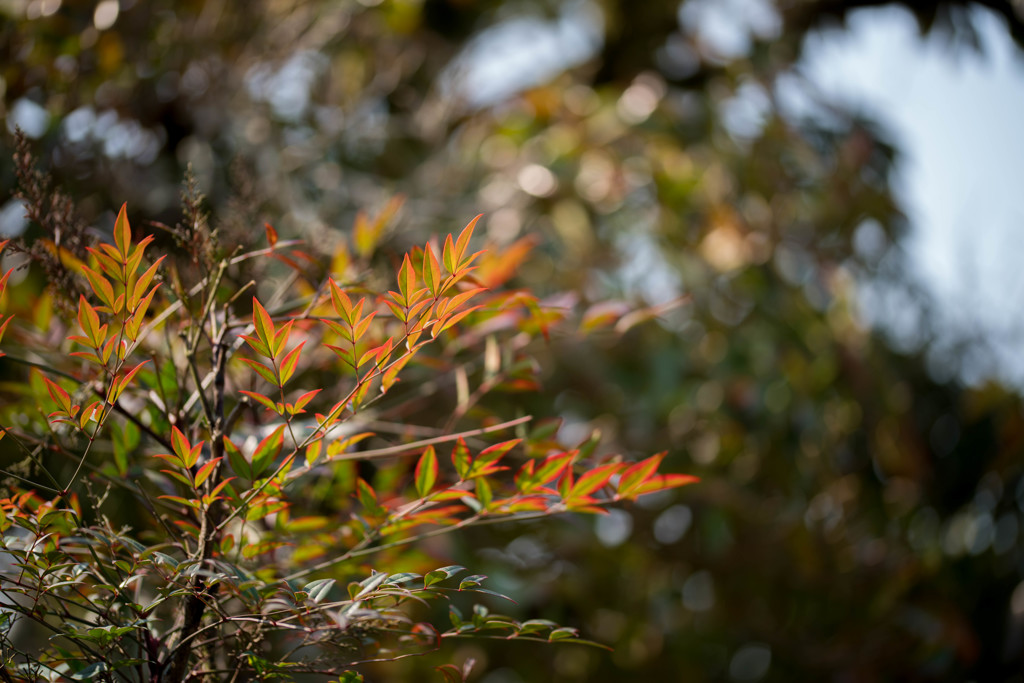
[432,305,483,338]
[265,222,279,247]
[397,253,416,307]
[292,388,321,413]
[77,295,102,348]
[442,233,457,273]
[126,284,159,340]
[278,341,305,385]
[355,477,384,517]
[305,438,324,467]
[628,473,700,498]
[422,242,441,296]
[271,320,294,358]
[470,439,519,477]
[458,574,487,590]
[193,457,223,488]
[548,627,579,642]
[328,279,353,322]
[224,437,251,480]
[239,390,278,412]
[567,462,621,500]
[170,426,191,462]
[303,578,336,603]
[129,257,164,310]
[115,360,149,394]
[424,565,465,588]
[113,203,131,258]
[251,297,275,350]
[451,438,471,480]
[414,446,438,498]
[241,358,278,385]
[454,214,482,269]
[42,377,73,415]
[617,452,665,496]
[240,334,271,358]
[80,265,115,309]
[252,425,285,478]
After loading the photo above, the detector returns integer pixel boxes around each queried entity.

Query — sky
[800,6,1024,386]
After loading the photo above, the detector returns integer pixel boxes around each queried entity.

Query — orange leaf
[422,242,442,296]
[113,203,131,259]
[397,253,416,306]
[265,222,279,247]
[252,297,275,350]
[567,462,621,499]
[454,214,482,268]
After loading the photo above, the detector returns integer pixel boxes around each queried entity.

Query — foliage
[4,0,1024,681]
[0,188,694,681]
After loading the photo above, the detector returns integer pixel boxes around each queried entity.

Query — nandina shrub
[0,180,696,681]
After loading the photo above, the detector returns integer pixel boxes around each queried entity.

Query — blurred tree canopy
[4,0,1024,680]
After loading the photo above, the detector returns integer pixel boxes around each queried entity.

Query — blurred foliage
[4,0,1024,680]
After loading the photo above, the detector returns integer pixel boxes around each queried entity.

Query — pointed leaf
[239,390,278,412]
[451,438,471,480]
[251,297,274,350]
[415,446,438,498]
[278,341,305,385]
[252,425,285,478]
[114,203,131,258]
[422,242,441,296]
[454,214,482,267]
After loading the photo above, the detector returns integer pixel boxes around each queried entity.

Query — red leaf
[265,222,279,247]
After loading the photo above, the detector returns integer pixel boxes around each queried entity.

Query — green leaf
[451,438,471,480]
[548,627,579,642]
[425,565,465,587]
[241,358,278,385]
[113,202,130,258]
[414,446,438,498]
[224,437,252,480]
[279,341,305,385]
[251,297,275,350]
[303,578,336,603]
[458,574,487,590]
[239,390,277,412]
[251,425,285,478]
